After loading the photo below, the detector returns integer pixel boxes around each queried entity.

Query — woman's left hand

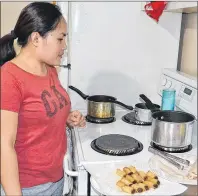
[67,110,86,128]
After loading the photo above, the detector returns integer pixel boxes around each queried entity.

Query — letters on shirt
[41,85,68,117]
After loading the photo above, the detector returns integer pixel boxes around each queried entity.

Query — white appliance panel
[158,69,197,119]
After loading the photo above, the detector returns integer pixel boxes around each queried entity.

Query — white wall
[60,2,182,110]
[0,2,30,53]
[1,2,30,36]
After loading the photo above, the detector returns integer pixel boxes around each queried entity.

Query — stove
[122,111,151,126]
[86,115,116,124]
[91,134,143,156]
[73,110,153,163]
[150,141,193,153]
[65,68,197,196]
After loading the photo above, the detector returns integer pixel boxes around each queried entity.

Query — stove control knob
[166,80,172,88]
[161,78,167,86]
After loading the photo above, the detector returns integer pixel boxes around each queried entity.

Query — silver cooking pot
[69,86,133,119]
[135,103,160,123]
[151,111,195,148]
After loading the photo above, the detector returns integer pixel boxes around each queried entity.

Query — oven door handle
[64,154,79,177]
[65,169,79,177]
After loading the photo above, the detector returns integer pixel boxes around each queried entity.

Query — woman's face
[36,17,67,66]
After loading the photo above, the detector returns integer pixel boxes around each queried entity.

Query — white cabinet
[141,2,197,13]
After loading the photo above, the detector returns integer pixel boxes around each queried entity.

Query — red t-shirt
[1,62,71,188]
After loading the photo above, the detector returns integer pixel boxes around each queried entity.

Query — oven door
[64,127,90,195]
[64,128,104,196]
[64,127,77,195]
[64,161,101,196]
[64,154,90,195]
[63,153,76,195]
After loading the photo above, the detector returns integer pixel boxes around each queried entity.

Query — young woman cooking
[0,2,85,195]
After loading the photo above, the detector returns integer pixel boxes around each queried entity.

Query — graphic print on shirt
[41,85,68,117]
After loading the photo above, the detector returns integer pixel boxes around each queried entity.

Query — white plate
[83,160,187,195]
[148,154,197,185]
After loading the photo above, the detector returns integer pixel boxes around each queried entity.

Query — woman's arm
[1,110,22,195]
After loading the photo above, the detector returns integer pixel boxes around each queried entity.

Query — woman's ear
[30,32,42,47]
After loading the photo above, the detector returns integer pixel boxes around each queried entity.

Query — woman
[0,2,85,195]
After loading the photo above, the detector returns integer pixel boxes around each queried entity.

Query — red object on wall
[144,1,168,22]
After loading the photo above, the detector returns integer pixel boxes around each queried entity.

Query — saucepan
[151,110,195,148]
[69,86,134,119]
[140,94,195,148]
[134,94,160,123]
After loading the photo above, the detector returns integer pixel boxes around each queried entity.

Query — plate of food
[148,154,197,185]
[83,160,187,195]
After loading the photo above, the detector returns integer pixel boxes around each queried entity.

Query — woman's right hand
[66,110,86,128]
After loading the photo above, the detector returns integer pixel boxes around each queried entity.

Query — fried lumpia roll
[122,186,136,194]
[116,180,125,190]
[131,184,143,193]
[125,175,137,184]
[132,173,143,183]
[146,170,158,179]
[116,169,126,177]
[129,166,137,174]
[146,177,160,185]
[120,177,132,186]
[138,171,147,180]
[143,180,158,189]
[123,167,133,175]
[138,183,149,191]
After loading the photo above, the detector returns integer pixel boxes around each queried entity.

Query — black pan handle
[139,94,159,111]
[69,86,89,100]
[111,100,134,110]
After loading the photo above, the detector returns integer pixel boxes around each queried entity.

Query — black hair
[0,2,63,66]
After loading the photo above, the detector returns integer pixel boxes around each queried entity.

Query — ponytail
[0,32,16,66]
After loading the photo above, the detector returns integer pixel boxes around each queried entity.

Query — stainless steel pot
[87,96,115,118]
[69,86,133,119]
[135,103,160,123]
[151,111,195,148]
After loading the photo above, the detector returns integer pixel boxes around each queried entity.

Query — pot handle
[139,94,159,111]
[111,100,134,110]
[69,86,89,100]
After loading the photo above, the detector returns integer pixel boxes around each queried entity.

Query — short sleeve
[1,71,23,113]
